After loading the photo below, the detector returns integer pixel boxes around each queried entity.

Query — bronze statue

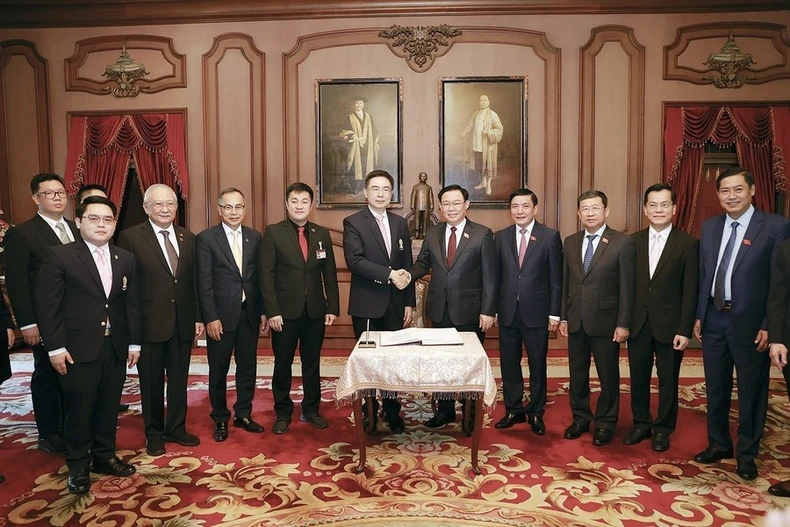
[410,172,434,240]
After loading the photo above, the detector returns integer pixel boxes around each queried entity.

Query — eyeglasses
[441,201,465,210]
[148,201,177,211]
[367,186,392,194]
[221,204,245,213]
[579,205,604,214]
[36,190,67,200]
[646,202,672,211]
[83,214,115,225]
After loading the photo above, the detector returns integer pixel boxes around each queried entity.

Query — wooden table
[335,331,497,476]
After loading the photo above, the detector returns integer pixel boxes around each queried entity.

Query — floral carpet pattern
[1,368,789,526]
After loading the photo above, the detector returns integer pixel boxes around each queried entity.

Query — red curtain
[665,106,788,233]
[65,113,189,208]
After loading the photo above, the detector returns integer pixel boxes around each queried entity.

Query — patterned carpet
[1,354,789,526]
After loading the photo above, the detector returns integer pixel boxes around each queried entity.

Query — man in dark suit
[409,184,497,428]
[625,183,698,452]
[260,182,340,435]
[559,189,635,446]
[767,238,790,497]
[494,188,562,435]
[343,170,415,433]
[5,173,79,455]
[692,167,790,481]
[197,187,268,442]
[35,196,141,495]
[116,184,204,456]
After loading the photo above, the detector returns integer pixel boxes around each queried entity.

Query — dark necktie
[160,230,179,275]
[583,234,596,274]
[713,221,739,311]
[298,225,308,261]
[446,226,457,267]
[518,227,528,267]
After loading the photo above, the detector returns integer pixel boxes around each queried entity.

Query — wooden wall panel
[580,26,644,232]
[203,33,265,231]
[0,40,52,224]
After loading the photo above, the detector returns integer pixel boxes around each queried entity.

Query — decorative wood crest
[65,35,186,95]
[378,24,461,72]
[664,22,790,87]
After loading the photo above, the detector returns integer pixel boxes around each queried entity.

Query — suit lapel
[437,222,448,267]
[76,242,106,295]
[141,221,173,275]
[215,225,239,275]
[585,227,612,275]
[709,216,726,269]
[449,221,473,270]
[508,225,520,268]
[284,221,303,261]
[652,228,678,280]
[732,210,763,273]
[108,244,124,298]
[364,209,389,260]
[34,214,64,246]
[520,223,542,270]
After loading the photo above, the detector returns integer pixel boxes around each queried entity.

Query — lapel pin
[122,276,127,291]
[463,232,470,239]
[743,239,752,246]
[245,238,249,243]
[399,239,404,250]
[602,237,609,244]
[319,241,323,250]
[311,227,316,233]
[114,254,118,259]
[530,235,537,241]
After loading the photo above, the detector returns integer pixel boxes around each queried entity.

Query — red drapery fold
[64,113,189,208]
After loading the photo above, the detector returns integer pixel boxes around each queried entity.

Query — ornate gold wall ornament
[379,24,461,72]
[102,42,149,97]
[703,35,755,89]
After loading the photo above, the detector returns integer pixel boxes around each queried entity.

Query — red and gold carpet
[1,356,789,526]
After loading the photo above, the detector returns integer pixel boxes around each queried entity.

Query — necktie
[649,233,662,278]
[518,228,528,267]
[94,247,112,297]
[231,230,246,302]
[446,226,457,267]
[160,230,179,275]
[298,226,308,261]
[714,221,739,310]
[55,222,71,244]
[583,234,596,274]
[376,215,391,257]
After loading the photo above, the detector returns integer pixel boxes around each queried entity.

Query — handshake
[389,269,412,290]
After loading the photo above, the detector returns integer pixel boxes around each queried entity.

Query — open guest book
[378,327,464,346]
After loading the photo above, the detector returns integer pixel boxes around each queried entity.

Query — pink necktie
[518,228,528,267]
[376,215,391,257]
[95,248,112,297]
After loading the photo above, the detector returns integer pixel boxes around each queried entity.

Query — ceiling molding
[0,0,787,29]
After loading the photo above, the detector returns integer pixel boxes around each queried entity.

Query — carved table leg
[462,398,472,436]
[470,398,483,475]
[353,398,367,473]
[364,396,376,434]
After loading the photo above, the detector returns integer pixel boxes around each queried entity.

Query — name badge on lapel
[122,276,128,291]
[399,239,404,251]
[316,241,327,260]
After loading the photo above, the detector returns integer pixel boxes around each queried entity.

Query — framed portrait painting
[315,78,403,208]
[439,76,528,206]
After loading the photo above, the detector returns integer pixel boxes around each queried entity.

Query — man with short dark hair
[260,182,339,435]
[5,173,79,455]
[625,183,698,452]
[76,184,109,205]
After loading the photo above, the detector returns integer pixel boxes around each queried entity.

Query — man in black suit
[260,182,340,435]
[494,188,562,435]
[409,184,497,428]
[197,188,268,442]
[767,238,790,497]
[5,173,79,455]
[343,170,415,433]
[692,167,790,481]
[35,196,141,495]
[625,183,698,452]
[559,189,635,446]
[116,184,204,456]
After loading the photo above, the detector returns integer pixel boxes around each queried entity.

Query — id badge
[316,241,327,260]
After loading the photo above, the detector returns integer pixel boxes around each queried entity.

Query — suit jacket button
[171,299,176,303]
[174,279,178,283]
[105,304,109,308]
[101,321,106,326]
[648,287,652,292]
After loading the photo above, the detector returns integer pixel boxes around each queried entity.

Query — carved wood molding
[664,22,790,86]
[0,39,53,221]
[378,24,462,72]
[202,33,266,232]
[0,0,787,28]
[65,35,186,95]
[283,26,562,228]
[580,25,645,233]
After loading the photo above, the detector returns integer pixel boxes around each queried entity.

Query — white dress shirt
[648,224,672,278]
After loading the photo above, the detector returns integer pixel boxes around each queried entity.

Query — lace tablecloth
[334,331,497,409]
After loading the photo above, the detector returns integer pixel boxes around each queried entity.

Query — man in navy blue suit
[692,167,790,481]
[493,188,562,435]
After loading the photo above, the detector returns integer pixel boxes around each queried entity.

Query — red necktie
[446,226,457,267]
[298,225,308,261]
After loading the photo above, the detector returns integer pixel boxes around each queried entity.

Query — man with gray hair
[117,184,204,456]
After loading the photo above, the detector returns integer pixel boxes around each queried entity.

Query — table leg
[353,398,367,473]
[364,396,376,434]
[470,398,483,475]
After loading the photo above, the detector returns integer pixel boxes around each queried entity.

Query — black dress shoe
[300,413,329,429]
[593,428,614,446]
[425,412,455,428]
[768,479,790,497]
[736,459,758,481]
[495,413,526,429]
[67,468,91,495]
[234,417,264,433]
[272,417,290,435]
[528,415,546,435]
[652,432,670,452]
[118,404,130,412]
[92,457,136,477]
[623,427,652,445]
[383,412,406,433]
[146,438,166,456]
[693,446,733,464]
[563,422,589,439]
[163,432,200,446]
[213,422,228,442]
[38,434,66,455]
